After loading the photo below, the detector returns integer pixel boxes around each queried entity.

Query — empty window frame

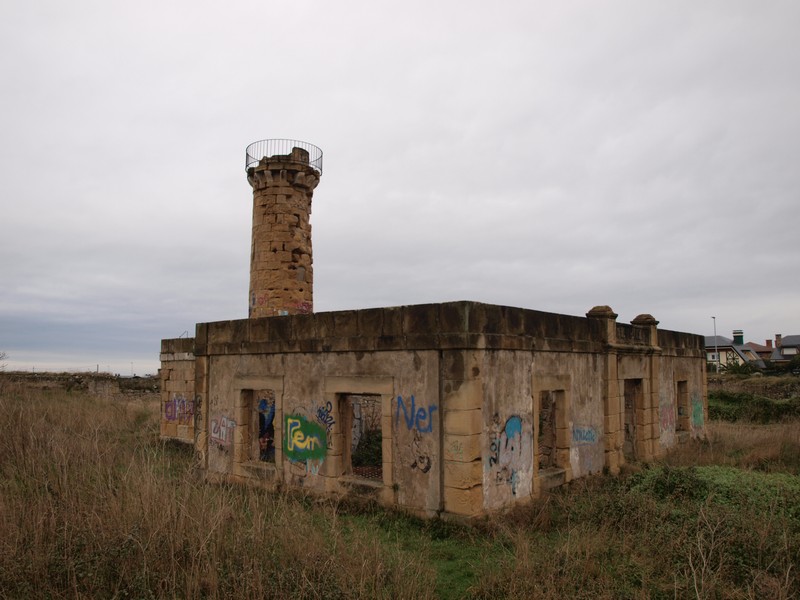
[538,390,564,470]
[341,393,382,481]
[623,379,643,460]
[251,389,277,463]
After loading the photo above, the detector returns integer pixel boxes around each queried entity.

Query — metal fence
[245,139,323,174]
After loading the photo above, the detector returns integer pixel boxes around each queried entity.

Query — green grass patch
[340,509,499,600]
[708,390,800,422]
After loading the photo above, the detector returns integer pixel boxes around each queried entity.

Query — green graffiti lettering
[691,393,704,429]
[284,414,327,462]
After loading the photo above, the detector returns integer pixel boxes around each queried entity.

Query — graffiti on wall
[292,301,313,314]
[210,415,236,450]
[164,394,195,424]
[284,414,327,463]
[659,394,676,434]
[316,401,336,433]
[251,292,268,308]
[409,430,432,473]
[395,395,437,433]
[571,426,598,445]
[488,415,531,496]
[447,439,464,461]
[691,392,704,431]
[258,395,276,462]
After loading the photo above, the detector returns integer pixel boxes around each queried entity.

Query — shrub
[708,390,800,422]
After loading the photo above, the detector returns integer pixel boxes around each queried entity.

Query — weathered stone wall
[159,337,196,443]
[164,301,707,518]
[201,350,442,513]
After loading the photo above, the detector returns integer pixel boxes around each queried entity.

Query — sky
[1,1,798,375]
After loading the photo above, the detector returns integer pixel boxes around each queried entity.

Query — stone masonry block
[442,349,483,380]
[444,409,482,436]
[444,485,483,516]
[555,426,571,449]
[292,314,316,339]
[604,414,619,434]
[208,321,234,344]
[194,323,209,348]
[467,303,502,333]
[333,311,358,337]
[316,312,335,337]
[501,305,525,335]
[381,435,392,465]
[382,462,394,486]
[438,302,469,333]
[605,450,620,474]
[443,433,482,463]
[328,431,344,456]
[444,460,482,489]
[556,448,571,466]
[442,379,483,411]
[403,304,438,334]
[555,407,570,431]
[382,306,403,336]
[234,391,249,409]
[358,308,383,338]
[268,317,292,342]
[249,318,270,341]
[321,454,343,478]
[233,442,248,464]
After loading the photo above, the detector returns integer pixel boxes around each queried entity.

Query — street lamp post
[712,316,720,373]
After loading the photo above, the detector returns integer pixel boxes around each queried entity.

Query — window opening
[344,394,382,481]
[623,379,643,460]
[253,389,276,463]
[538,391,557,470]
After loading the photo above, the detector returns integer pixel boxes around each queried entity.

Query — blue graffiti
[395,395,438,433]
[572,426,597,445]
[505,416,522,439]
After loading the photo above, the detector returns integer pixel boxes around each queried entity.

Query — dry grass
[0,380,436,599]
[475,419,800,600]
[664,419,800,473]
[1,377,797,599]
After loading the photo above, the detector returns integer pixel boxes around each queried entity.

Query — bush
[721,361,756,376]
[708,390,800,422]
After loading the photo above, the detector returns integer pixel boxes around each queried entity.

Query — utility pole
[712,316,720,373]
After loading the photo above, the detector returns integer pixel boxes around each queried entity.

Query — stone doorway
[623,379,643,460]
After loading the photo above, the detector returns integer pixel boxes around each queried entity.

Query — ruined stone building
[160,139,707,518]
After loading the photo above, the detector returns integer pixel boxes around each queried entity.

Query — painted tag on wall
[284,414,327,462]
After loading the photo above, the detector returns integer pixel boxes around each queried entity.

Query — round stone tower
[245,139,322,318]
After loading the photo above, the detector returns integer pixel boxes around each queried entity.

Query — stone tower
[245,140,322,318]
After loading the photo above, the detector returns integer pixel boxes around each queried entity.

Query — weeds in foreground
[0,380,798,599]
[0,382,435,599]
[664,419,800,474]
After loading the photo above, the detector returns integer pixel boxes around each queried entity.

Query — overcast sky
[1,1,798,375]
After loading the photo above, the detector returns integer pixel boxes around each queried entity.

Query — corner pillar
[587,305,622,474]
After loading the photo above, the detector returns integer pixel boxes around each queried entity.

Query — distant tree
[721,360,756,376]
[0,351,6,371]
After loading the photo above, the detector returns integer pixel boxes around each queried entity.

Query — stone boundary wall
[159,338,196,443]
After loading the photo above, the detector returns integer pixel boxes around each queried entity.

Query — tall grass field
[0,377,797,599]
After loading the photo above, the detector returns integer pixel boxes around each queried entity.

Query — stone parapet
[187,301,703,359]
